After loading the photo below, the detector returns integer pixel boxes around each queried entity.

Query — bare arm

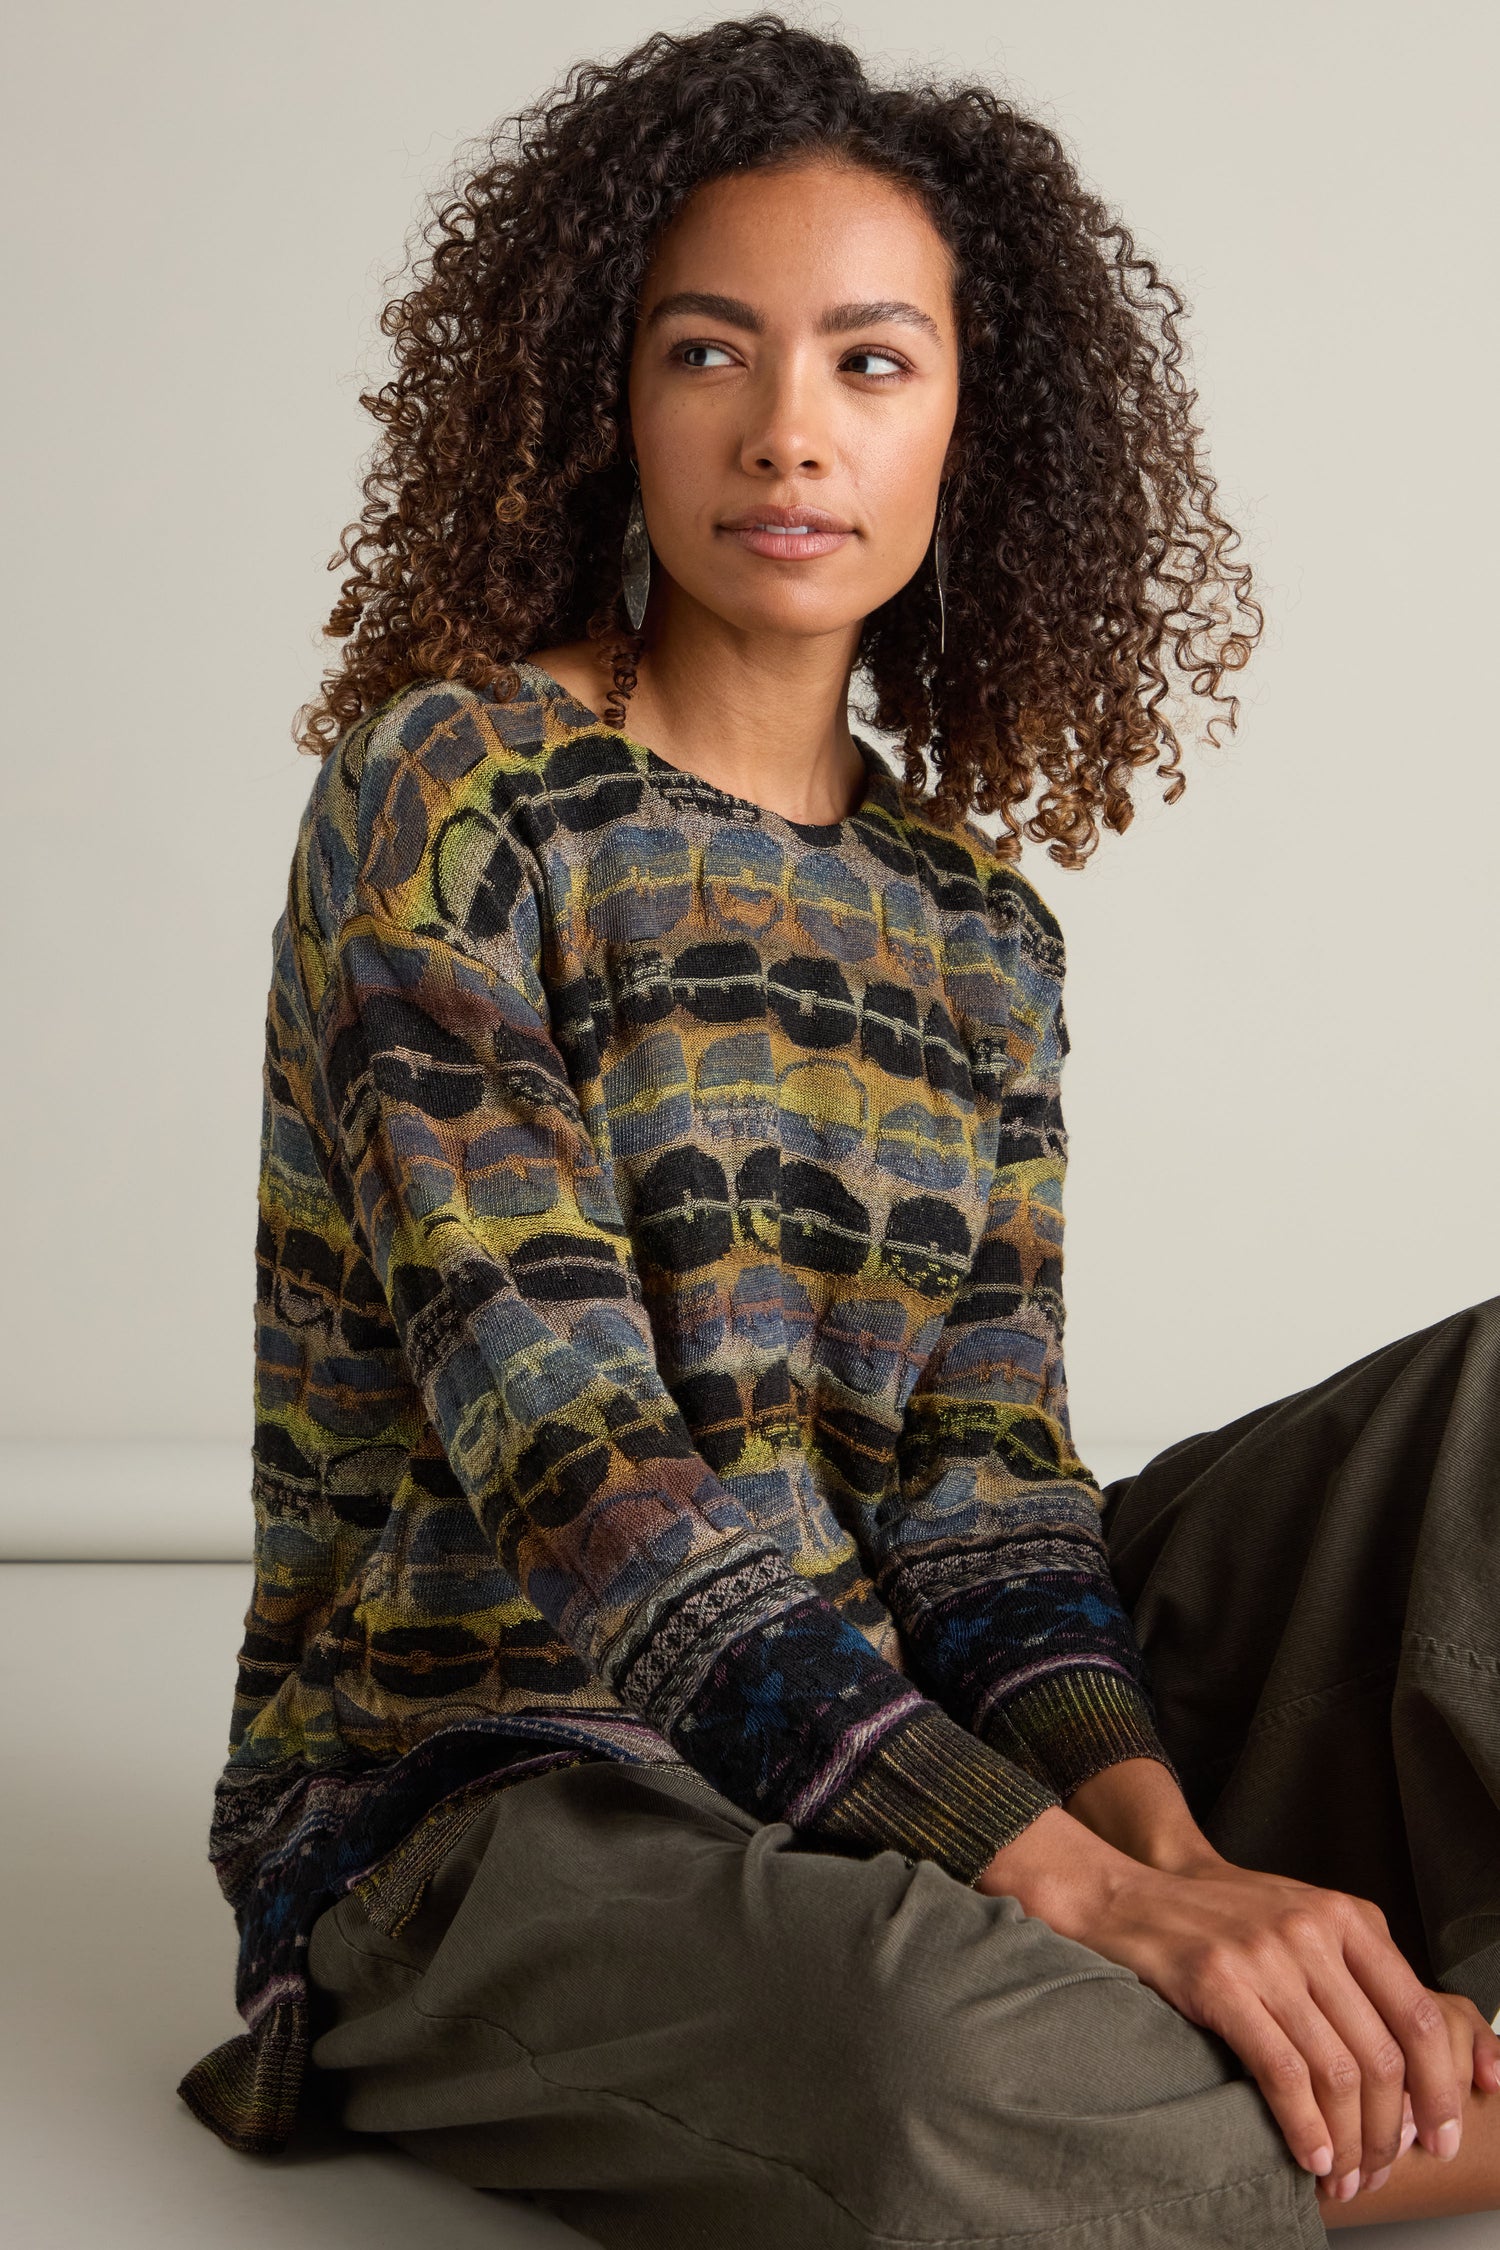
[1063,1756,1222,1874]
[973,1761,1500,2218]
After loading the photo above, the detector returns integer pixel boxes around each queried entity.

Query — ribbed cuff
[811,1703,1059,1886]
[977,1664,1178,1803]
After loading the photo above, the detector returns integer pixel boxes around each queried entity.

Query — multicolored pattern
[179,664,1171,2155]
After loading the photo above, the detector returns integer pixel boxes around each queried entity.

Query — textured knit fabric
[177,661,1171,2156]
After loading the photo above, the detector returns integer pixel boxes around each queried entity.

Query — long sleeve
[312,720,1061,1883]
[867,871,1177,1802]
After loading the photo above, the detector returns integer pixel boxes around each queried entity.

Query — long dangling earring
[621,467,651,633]
[932,484,950,658]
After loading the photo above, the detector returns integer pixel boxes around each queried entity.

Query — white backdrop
[3,0,1496,1555]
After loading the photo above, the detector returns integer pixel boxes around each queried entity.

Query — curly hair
[295,13,1261,866]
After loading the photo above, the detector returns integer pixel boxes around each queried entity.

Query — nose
[737,351,831,480]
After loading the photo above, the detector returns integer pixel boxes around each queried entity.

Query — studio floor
[3,1562,1494,2250]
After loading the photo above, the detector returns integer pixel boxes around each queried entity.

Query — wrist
[1063,1757,1223,1877]
[972,1804,1138,1937]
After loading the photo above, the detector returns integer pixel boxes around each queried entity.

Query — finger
[1341,1913,1464,2158]
[1352,2091,1423,2198]
[1201,1985,1339,2180]
[1266,1976,1397,2202]
[1478,2018,1500,2095]
[1445,1992,1500,2098]
[1301,1958,1410,2188]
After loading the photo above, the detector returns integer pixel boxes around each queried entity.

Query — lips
[718,503,855,560]
[719,505,852,533]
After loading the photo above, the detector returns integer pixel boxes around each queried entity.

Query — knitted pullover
[178,662,1173,2156]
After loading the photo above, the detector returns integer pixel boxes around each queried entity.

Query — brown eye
[843,348,905,377]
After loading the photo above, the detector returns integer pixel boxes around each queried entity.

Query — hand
[1427,1986,1500,2105]
[1314,1989,1500,2208]
[974,1806,1500,2197]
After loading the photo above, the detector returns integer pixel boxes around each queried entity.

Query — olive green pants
[305,1297,1500,2247]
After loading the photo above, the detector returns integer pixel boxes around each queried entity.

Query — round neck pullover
[178,666,1170,2159]
[514,657,897,844]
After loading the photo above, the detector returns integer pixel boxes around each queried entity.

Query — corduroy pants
[304,1297,1500,2248]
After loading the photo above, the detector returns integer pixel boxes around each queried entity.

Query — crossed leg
[1102,1295,1500,2231]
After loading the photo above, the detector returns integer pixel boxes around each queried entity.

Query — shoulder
[306,668,597,911]
[284,675,555,964]
[311,669,655,976]
[855,775,1070,1082]
[865,772,1065,964]
[349,673,549,850]
[347,667,664,875]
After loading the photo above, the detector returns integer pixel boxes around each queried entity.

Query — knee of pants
[844,1942,1301,2242]
[827,1887,1237,2136]
[741,1859,1295,2233]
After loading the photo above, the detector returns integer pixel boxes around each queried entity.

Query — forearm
[876,1495,1174,1801]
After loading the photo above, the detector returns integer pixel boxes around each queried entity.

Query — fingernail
[1308,2144,1333,2177]
[1399,2117,1419,2157]
[1334,2170,1361,2201]
[1434,2118,1461,2162]
[1364,2165,1392,2193]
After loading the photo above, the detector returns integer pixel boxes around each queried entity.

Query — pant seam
[391,1982,1297,2246]
[1245,1661,1397,1735]
[1402,1633,1500,1678]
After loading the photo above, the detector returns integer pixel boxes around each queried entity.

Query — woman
[177,17,1500,2244]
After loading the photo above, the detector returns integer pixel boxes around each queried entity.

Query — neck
[618,589,867,826]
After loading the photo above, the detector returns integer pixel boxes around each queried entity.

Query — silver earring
[932,485,950,657]
[622,469,651,632]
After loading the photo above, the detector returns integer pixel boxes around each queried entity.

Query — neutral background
[4,0,1497,1554]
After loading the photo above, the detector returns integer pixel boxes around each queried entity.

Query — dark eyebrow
[643,290,763,332]
[819,299,942,343]
[642,289,941,343]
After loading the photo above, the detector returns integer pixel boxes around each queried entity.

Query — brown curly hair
[295,13,1261,866]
